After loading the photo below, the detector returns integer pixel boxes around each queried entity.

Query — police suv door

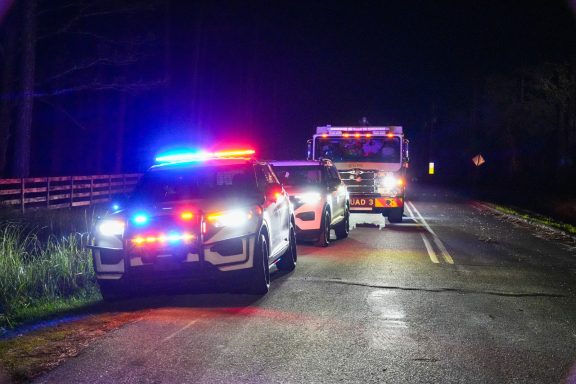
[327,165,346,222]
[255,164,289,258]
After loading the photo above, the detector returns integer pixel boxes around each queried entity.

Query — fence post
[122,174,126,193]
[108,175,112,199]
[69,177,74,208]
[20,178,25,214]
[46,177,50,208]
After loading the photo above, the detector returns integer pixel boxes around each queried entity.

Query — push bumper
[90,234,256,284]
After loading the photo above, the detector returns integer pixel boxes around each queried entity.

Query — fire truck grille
[339,171,377,194]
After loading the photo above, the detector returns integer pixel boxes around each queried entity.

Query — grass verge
[488,203,576,237]
[0,207,103,331]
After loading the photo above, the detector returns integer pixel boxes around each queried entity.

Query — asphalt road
[36,186,576,384]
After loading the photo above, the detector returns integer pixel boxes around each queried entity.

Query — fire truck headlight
[295,192,322,204]
[382,175,397,189]
[98,220,125,237]
[207,209,255,228]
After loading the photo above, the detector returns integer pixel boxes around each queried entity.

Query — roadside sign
[428,162,435,175]
[472,154,485,167]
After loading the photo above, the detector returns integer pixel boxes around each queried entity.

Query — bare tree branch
[34,78,166,97]
[37,56,139,85]
[37,97,87,130]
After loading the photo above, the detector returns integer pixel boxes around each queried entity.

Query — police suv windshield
[315,137,400,163]
[131,164,257,202]
[274,166,323,186]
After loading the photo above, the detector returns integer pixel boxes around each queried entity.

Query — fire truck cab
[308,125,409,223]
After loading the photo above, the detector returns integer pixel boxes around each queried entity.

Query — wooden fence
[0,174,141,212]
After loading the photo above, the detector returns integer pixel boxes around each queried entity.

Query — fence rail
[0,173,141,212]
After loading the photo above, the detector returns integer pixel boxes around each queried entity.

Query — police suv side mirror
[327,179,340,191]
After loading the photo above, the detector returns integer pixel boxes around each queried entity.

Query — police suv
[270,159,349,247]
[90,150,297,299]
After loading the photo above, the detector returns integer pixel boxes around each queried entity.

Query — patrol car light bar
[155,149,256,163]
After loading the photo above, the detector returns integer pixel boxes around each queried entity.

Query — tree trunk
[0,21,17,176]
[114,94,126,173]
[13,0,36,177]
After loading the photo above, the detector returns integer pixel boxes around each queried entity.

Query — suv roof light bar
[155,149,256,164]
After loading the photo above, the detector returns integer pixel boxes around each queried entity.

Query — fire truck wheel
[315,209,331,247]
[388,208,404,223]
[335,207,350,239]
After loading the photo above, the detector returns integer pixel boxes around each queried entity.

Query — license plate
[350,198,374,207]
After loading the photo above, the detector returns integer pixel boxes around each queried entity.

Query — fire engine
[307,125,409,222]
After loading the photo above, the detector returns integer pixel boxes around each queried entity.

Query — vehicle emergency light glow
[180,211,194,220]
[207,209,253,228]
[343,133,350,138]
[131,233,194,246]
[98,220,125,236]
[295,192,322,204]
[355,133,360,138]
[155,151,207,163]
[212,149,255,158]
[133,214,149,225]
[321,133,328,138]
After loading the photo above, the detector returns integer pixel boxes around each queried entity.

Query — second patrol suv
[90,150,297,299]
[271,159,349,247]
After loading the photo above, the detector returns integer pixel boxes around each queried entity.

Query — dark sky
[5,0,575,174]
[147,0,576,161]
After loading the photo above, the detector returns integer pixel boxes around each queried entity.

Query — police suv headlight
[295,192,322,204]
[98,220,125,236]
[207,208,257,228]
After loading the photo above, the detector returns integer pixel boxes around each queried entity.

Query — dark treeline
[426,60,576,191]
[0,1,575,196]
[0,0,164,177]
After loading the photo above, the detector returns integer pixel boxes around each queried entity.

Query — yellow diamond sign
[472,154,485,167]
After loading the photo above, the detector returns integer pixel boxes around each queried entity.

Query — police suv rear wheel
[247,233,270,295]
[277,224,297,271]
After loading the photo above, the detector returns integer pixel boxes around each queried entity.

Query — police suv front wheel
[246,233,270,295]
[277,225,297,271]
[98,279,131,301]
[315,210,331,247]
[335,208,350,239]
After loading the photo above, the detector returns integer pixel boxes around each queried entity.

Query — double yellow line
[405,201,454,265]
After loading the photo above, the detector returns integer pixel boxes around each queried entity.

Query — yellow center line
[406,202,439,264]
[408,201,455,265]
